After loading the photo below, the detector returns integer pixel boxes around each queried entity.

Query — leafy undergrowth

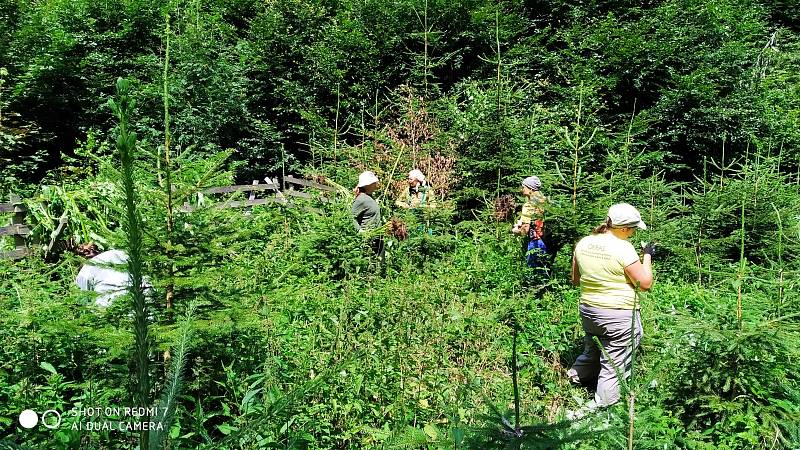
[1,201,798,449]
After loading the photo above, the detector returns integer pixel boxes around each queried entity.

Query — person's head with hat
[517,175,544,225]
[593,203,647,238]
[407,169,426,189]
[521,175,542,195]
[355,170,379,196]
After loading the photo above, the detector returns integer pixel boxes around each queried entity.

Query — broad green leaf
[423,424,438,441]
[40,362,57,375]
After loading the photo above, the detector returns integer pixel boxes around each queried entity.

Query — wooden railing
[0,176,336,259]
[181,175,336,213]
[0,195,30,259]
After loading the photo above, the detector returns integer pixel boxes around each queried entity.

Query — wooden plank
[220,200,321,214]
[0,247,30,260]
[180,197,321,214]
[0,224,30,236]
[284,176,336,192]
[248,180,259,201]
[9,194,27,248]
[180,196,286,212]
[282,190,330,203]
[283,190,313,200]
[0,203,26,213]
[202,183,279,195]
[220,198,282,208]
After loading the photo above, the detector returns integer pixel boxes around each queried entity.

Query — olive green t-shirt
[574,233,641,310]
[352,193,381,231]
[396,186,435,209]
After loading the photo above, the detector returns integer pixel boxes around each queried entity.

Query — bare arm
[624,254,653,290]
[571,253,581,286]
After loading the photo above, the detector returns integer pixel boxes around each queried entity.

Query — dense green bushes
[2,186,799,448]
[3,0,799,189]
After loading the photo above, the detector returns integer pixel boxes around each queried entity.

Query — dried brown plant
[349,86,459,202]
[386,217,409,241]
[419,151,458,201]
[494,194,517,221]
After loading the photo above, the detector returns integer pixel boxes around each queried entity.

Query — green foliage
[109,77,152,448]
[2,0,800,449]
[642,281,800,448]
[3,192,800,448]
[149,301,196,449]
[292,202,371,280]
[0,256,134,448]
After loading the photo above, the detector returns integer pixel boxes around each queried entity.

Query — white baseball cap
[357,171,379,188]
[607,203,647,230]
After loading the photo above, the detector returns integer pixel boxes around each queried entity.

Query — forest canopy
[2,0,798,189]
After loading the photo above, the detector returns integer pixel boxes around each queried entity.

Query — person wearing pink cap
[566,203,655,413]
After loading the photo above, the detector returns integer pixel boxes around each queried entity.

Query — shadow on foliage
[462,314,597,449]
[464,404,594,449]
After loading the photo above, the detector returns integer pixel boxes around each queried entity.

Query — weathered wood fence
[0,195,30,259]
[180,175,336,214]
[1,176,337,259]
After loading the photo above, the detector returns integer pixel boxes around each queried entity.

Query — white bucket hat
[357,171,379,188]
[408,169,426,182]
[607,203,647,230]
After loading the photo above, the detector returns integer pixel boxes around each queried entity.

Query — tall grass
[770,202,784,313]
[560,84,597,209]
[0,67,7,125]
[162,11,176,314]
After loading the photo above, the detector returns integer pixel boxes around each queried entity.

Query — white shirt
[75,250,150,307]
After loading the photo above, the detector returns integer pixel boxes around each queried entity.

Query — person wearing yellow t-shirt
[566,203,654,411]
[512,176,547,271]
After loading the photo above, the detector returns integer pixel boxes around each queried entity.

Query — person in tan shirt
[395,169,435,209]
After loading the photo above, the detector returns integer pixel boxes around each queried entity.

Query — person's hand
[641,241,656,257]
[519,222,530,236]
